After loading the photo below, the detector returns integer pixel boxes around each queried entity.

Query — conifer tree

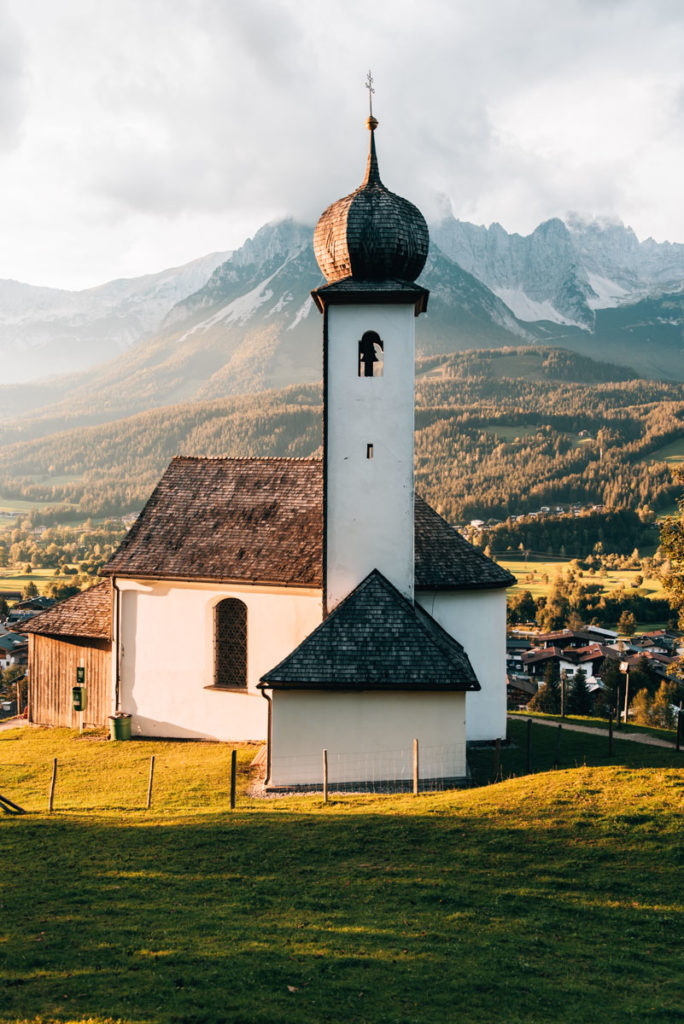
[529,660,561,714]
[568,667,593,716]
[599,658,621,718]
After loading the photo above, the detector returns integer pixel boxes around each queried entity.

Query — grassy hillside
[0,724,681,1024]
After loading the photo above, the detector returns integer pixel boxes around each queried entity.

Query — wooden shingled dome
[313,117,429,284]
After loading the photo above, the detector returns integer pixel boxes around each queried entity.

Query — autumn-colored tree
[618,610,637,636]
[660,469,684,629]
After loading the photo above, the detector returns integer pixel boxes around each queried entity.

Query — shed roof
[102,457,514,591]
[259,570,480,691]
[21,582,112,641]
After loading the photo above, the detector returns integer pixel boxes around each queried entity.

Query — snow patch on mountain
[585,273,630,309]
[492,288,586,327]
[288,296,314,330]
[175,269,281,343]
[268,292,294,316]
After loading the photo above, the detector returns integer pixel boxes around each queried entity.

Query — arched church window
[358,330,384,377]
[214,598,247,689]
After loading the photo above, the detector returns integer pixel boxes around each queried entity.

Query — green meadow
[0,723,682,1024]
[646,436,684,467]
[499,558,667,602]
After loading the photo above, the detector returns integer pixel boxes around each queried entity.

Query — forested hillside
[0,348,681,529]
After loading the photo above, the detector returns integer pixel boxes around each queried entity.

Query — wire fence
[2,713,680,814]
[269,739,468,793]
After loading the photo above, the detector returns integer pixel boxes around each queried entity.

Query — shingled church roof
[21,582,112,641]
[101,456,511,593]
[259,570,480,691]
[102,458,323,587]
[414,496,515,589]
[101,457,514,591]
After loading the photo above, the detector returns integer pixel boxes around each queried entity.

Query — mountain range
[1,215,683,442]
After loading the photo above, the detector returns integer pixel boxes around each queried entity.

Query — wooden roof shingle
[259,570,480,691]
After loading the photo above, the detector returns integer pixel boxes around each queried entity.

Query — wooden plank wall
[28,635,112,728]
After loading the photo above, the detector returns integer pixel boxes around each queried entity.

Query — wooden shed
[22,582,113,728]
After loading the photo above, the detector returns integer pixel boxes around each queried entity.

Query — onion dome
[314,117,429,284]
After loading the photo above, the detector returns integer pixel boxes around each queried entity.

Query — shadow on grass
[2,789,681,1024]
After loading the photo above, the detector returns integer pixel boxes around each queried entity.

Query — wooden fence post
[48,757,57,813]
[554,723,562,769]
[146,755,155,809]
[322,749,328,804]
[230,749,237,810]
[526,718,532,773]
[413,738,419,796]
[493,737,501,782]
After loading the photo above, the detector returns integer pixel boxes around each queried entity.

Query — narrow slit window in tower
[366,443,374,459]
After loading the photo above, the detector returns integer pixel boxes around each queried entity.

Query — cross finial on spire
[365,70,375,118]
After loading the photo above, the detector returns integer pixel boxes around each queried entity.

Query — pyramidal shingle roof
[259,570,480,691]
[101,457,514,591]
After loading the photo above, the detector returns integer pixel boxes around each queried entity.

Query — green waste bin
[109,713,132,741]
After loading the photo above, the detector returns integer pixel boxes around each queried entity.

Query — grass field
[499,558,667,602]
[1,724,682,1024]
[0,496,59,514]
[646,436,684,467]
[508,710,678,744]
[0,567,79,599]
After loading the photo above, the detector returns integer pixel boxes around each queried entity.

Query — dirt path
[0,717,31,734]
[509,715,679,750]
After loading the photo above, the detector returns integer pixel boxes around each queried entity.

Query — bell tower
[311,110,429,614]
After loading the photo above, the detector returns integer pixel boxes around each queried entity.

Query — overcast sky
[2,0,684,290]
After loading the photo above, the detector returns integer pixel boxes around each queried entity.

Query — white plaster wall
[326,303,415,609]
[117,579,322,740]
[269,690,467,787]
[416,589,507,741]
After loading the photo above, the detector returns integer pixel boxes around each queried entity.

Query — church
[24,112,514,789]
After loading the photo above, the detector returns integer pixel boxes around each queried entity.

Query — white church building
[29,114,514,789]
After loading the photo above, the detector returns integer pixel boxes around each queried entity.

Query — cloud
[0,1,28,152]
[3,0,684,286]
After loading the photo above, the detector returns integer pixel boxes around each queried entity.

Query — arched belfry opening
[214,598,247,688]
[358,330,383,377]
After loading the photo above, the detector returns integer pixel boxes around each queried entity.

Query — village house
[0,632,27,670]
